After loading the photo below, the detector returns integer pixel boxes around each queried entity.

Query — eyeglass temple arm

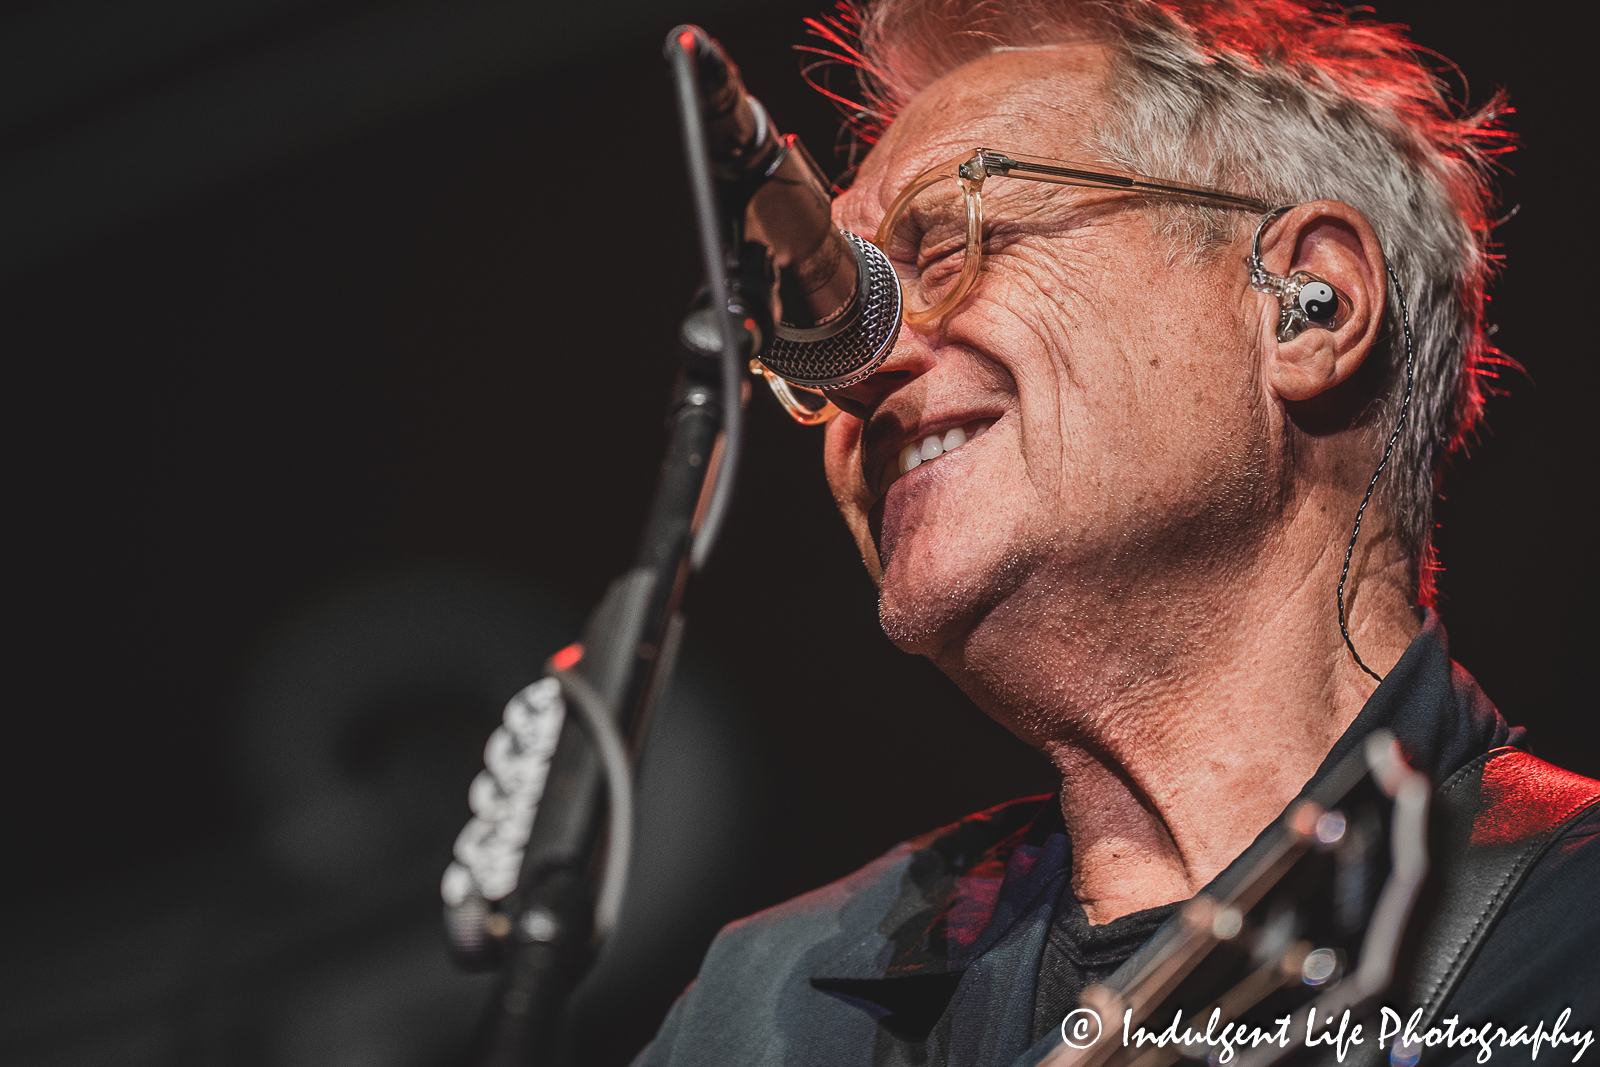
[977,151,1271,212]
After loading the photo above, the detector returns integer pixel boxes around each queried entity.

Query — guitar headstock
[1043,730,1430,1067]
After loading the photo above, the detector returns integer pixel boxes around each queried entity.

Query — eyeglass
[754,147,1273,425]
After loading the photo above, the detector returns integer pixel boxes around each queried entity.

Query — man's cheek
[857,505,885,584]
[822,418,865,499]
[822,417,883,581]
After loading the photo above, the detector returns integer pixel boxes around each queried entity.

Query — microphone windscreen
[763,233,902,389]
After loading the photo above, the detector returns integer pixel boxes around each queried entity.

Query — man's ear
[1254,201,1386,403]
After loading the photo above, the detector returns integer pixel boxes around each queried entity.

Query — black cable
[551,669,633,941]
[665,29,743,573]
[1337,265,1415,683]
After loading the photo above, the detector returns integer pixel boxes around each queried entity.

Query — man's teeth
[897,419,992,476]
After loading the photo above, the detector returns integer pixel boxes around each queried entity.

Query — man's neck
[933,526,1420,925]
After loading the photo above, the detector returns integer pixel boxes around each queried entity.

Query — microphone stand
[464,25,774,1067]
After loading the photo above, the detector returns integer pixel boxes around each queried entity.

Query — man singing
[638,0,1598,1062]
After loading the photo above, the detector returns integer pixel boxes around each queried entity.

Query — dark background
[1,1,1592,1064]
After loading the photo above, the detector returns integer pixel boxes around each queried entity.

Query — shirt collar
[1302,608,1519,796]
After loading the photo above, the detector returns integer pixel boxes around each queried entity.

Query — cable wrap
[443,678,566,914]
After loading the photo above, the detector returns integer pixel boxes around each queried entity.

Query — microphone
[675,26,901,390]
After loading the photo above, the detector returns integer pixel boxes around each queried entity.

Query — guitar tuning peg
[1314,808,1348,846]
[1301,946,1340,986]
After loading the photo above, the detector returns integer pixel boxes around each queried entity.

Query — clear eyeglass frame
[756,147,1273,426]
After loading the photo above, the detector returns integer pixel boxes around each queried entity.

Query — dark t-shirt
[1030,892,1177,1043]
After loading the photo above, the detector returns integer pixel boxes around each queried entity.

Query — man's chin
[877,588,973,658]
[869,475,945,574]
[873,514,1053,660]
[874,549,991,658]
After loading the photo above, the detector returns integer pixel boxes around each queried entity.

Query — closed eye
[883,212,969,291]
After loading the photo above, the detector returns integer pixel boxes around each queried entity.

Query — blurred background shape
[0,569,764,1065]
[1,0,1593,1064]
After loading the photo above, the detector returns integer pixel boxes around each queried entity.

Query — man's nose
[822,334,938,419]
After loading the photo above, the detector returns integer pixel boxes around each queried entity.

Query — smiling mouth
[883,418,996,494]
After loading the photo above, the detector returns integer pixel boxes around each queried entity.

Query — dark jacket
[636,614,1600,1066]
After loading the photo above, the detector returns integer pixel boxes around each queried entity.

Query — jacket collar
[1305,608,1518,795]
[807,794,1070,984]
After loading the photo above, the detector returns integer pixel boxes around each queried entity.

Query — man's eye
[881,212,968,292]
[883,222,926,266]
[918,248,964,288]
[917,229,968,271]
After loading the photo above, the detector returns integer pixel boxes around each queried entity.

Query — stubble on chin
[875,536,1047,661]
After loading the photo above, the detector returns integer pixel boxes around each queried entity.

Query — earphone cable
[1338,264,1415,683]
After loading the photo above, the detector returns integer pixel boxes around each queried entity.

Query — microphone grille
[763,232,902,390]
